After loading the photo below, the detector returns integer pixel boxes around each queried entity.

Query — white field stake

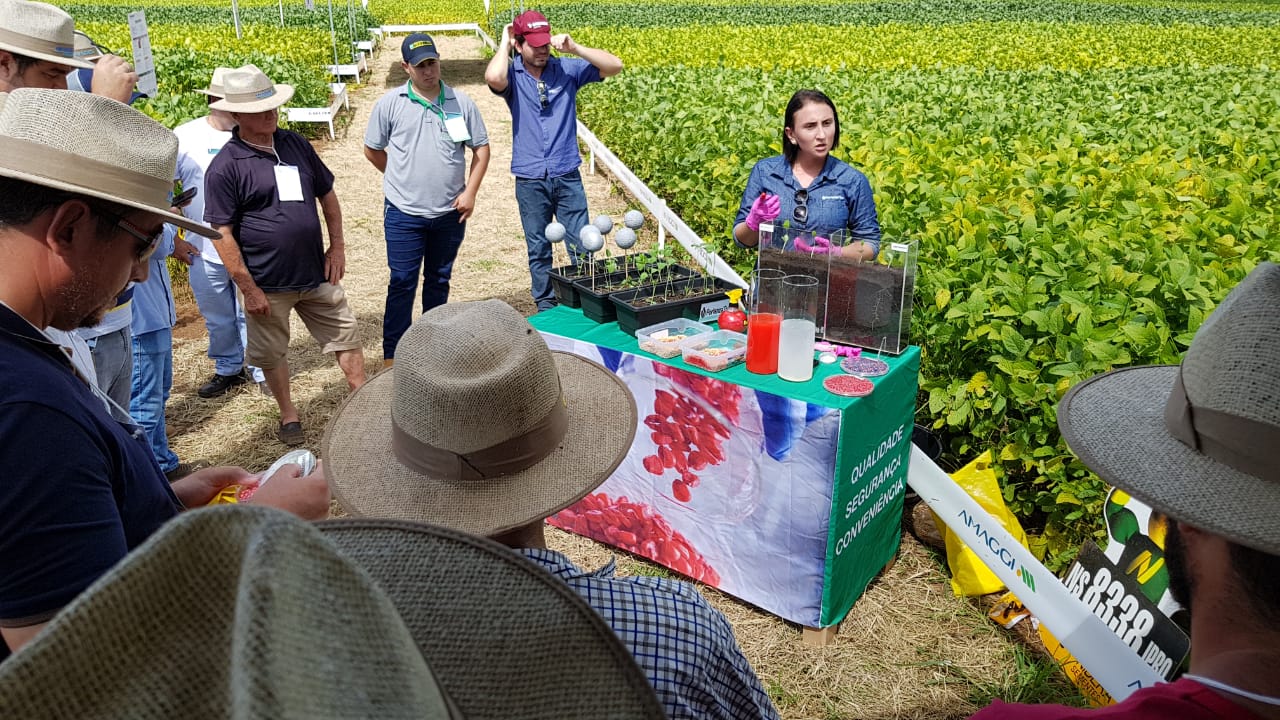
[906,445,1162,701]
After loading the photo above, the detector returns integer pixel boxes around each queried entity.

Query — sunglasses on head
[94,206,163,262]
[793,189,809,224]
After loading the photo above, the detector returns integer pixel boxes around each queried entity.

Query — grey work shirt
[365,81,489,219]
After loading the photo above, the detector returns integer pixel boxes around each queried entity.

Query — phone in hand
[172,187,198,208]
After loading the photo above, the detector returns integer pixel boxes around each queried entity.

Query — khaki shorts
[243,283,361,369]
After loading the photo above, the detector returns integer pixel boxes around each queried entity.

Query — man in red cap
[484,9,622,312]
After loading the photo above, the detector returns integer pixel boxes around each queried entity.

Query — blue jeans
[88,326,133,414]
[515,169,590,310]
[383,202,466,359]
[188,256,263,382]
[130,328,180,472]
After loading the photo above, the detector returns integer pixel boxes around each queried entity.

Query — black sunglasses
[537,80,548,109]
[94,207,163,262]
[793,189,809,224]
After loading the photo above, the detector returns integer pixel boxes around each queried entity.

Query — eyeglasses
[793,189,809,224]
[94,207,163,262]
[537,80,548,109]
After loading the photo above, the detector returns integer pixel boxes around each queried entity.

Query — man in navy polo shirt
[204,66,367,446]
[0,88,331,659]
[484,9,622,311]
[365,33,490,366]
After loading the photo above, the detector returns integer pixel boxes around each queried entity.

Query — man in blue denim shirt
[484,9,622,311]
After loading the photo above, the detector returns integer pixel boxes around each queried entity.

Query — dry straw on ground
[166,35,1056,719]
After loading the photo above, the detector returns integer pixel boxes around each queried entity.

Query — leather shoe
[277,421,305,447]
[198,371,248,398]
[164,462,200,483]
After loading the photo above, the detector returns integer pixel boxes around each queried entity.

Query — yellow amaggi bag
[931,451,1031,596]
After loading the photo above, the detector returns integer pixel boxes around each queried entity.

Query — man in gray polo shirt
[364,33,490,366]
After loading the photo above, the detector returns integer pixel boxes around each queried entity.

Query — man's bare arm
[318,191,346,284]
[210,224,270,316]
[363,145,388,173]
[484,23,514,92]
[453,144,491,221]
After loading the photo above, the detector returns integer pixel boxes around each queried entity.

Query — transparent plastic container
[636,318,713,358]
[679,330,748,373]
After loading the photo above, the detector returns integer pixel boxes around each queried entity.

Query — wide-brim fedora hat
[0,506,458,719]
[0,88,218,238]
[0,0,94,69]
[195,64,236,98]
[1058,262,1280,555]
[324,299,638,537]
[319,517,665,718]
[208,65,293,112]
[0,506,665,719]
[71,30,103,62]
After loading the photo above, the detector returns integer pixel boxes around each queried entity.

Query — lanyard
[407,82,447,122]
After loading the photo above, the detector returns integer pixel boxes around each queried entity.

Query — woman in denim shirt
[733,89,881,260]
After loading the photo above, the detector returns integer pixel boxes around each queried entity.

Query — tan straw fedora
[196,64,238,98]
[0,507,457,719]
[0,88,218,238]
[0,0,93,69]
[1058,262,1280,555]
[324,299,638,537]
[319,517,666,718]
[208,65,293,112]
[0,506,665,719]
[70,30,103,62]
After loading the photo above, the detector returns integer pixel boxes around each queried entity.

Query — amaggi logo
[958,509,1037,593]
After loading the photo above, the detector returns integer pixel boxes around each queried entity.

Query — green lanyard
[406,82,447,122]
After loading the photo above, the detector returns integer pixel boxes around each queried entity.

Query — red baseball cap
[513,10,552,47]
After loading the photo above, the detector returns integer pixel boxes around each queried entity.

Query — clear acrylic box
[756,224,917,355]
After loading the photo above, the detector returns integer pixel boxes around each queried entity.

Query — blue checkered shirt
[520,548,781,720]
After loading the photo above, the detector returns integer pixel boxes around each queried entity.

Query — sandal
[277,421,305,447]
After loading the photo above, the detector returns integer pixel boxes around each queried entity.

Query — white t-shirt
[173,115,233,263]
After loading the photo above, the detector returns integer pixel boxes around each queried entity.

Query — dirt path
[167,34,1030,719]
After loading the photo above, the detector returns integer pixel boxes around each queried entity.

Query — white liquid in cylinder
[777,318,816,382]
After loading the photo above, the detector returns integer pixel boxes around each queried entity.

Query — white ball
[579,225,604,252]
[623,209,645,230]
[614,227,638,249]
[545,221,566,243]
[593,214,614,235]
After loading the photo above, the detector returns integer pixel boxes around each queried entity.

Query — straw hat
[208,65,293,113]
[0,0,93,69]
[0,506,665,719]
[324,299,638,537]
[320,517,666,718]
[196,64,235,98]
[1058,262,1280,555]
[0,88,218,237]
[70,30,102,61]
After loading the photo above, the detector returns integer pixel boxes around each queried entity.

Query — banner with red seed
[542,333,921,628]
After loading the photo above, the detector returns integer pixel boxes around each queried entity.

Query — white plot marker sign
[127,11,158,99]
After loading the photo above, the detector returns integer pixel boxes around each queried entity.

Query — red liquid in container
[745,313,781,374]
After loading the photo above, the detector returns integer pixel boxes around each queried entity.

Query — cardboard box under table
[529,307,921,634]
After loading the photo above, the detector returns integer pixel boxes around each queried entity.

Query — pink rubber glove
[794,235,832,254]
[744,193,780,231]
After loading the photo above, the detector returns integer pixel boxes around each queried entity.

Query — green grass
[966,645,1088,707]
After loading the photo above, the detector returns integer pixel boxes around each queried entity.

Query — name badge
[444,114,471,143]
[274,165,304,202]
